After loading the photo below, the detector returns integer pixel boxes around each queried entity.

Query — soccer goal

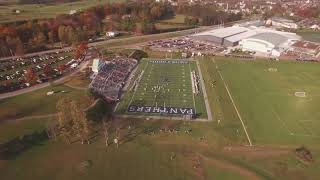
[295,91,306,97]
[268,68,278,72]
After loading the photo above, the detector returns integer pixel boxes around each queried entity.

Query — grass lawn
[2,117,318,180]
[0,84,91,121]
[0,119,272,180]
[116,58,207,119]
[297,31,320,43]
[0,116,54,143]
[64,72,91,88]
[200,56,320,146]
[0,0,125,23]
[2,54,320,180]
[159,14,187,24]
[155,23,193,32]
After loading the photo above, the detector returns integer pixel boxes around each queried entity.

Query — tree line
[0,0,244,58]
[18,0,78,4]
[177,3,242,26]
[0,0,174,57]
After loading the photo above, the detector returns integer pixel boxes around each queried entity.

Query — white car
[71,63,78,68]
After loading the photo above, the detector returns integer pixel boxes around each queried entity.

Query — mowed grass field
[200,56,320,145]
[0,84,90,121]
[116,59,207,119]
[0,119,262,180]
[0,0,125,23]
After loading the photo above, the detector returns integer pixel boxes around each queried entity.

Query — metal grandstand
[89,57,138,101]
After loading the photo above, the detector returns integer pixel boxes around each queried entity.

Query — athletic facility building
[191,26,301,57]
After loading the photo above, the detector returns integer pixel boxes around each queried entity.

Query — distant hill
[0,0,80,5]
[18,0,79,4]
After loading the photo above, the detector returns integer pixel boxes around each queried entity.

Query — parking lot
[147,37,225,55]
[0,49,85,94]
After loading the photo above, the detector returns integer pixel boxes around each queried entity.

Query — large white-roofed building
[191,25,301,57]
[190,26,250,46]
[239,31,301,57]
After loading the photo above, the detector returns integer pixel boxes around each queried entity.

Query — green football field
[200,56,320,145]
[116,59,207,119]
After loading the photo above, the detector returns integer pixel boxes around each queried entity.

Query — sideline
[196,59,213,121]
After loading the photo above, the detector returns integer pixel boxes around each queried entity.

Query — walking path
[1,98,100,123]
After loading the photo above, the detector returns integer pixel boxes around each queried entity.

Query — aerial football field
[116,58,208,119]
[200,56,320,145]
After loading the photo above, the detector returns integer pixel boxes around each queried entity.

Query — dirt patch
[223,145,291,159]
[200,154,261,180]
[0,160,7,169]
[294,146,313,164]
[0,107,19,123]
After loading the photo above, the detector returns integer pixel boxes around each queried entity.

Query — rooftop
[194,26,249,38]
[246,32,290,46]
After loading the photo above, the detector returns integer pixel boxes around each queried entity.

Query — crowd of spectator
[89,57,138,101]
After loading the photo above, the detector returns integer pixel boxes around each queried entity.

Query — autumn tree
[43,65,54,78]
[56,98,74,144]
[74,42,88,60]
[56,98,92,144]
[70,101,91,144]
[58,25,67,46]
[25,68,37,85]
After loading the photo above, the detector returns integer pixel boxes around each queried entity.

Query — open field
[2,117,320,180]
[116,58,207,119]
[0,0,124,23]
[158,14,187,24]
[0,116,55,143]
[200,56,320,146]
[155,23,193,32]
[0,118,274,180]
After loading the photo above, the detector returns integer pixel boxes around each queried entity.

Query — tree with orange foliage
[58,64,66,74]
[25,68,37,85]
[74,42,88,60]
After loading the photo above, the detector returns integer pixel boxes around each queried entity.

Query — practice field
[201,57,320,145]
[0,0,125,23]
[116,59,207,119]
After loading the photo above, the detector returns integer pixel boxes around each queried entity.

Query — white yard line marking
[127,62,149,110]
[213,58,253,146]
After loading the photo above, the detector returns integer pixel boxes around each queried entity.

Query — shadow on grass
[0,130,48,160]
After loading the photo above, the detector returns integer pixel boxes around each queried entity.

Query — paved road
[0,18,254,62]
[0,26,210,62]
